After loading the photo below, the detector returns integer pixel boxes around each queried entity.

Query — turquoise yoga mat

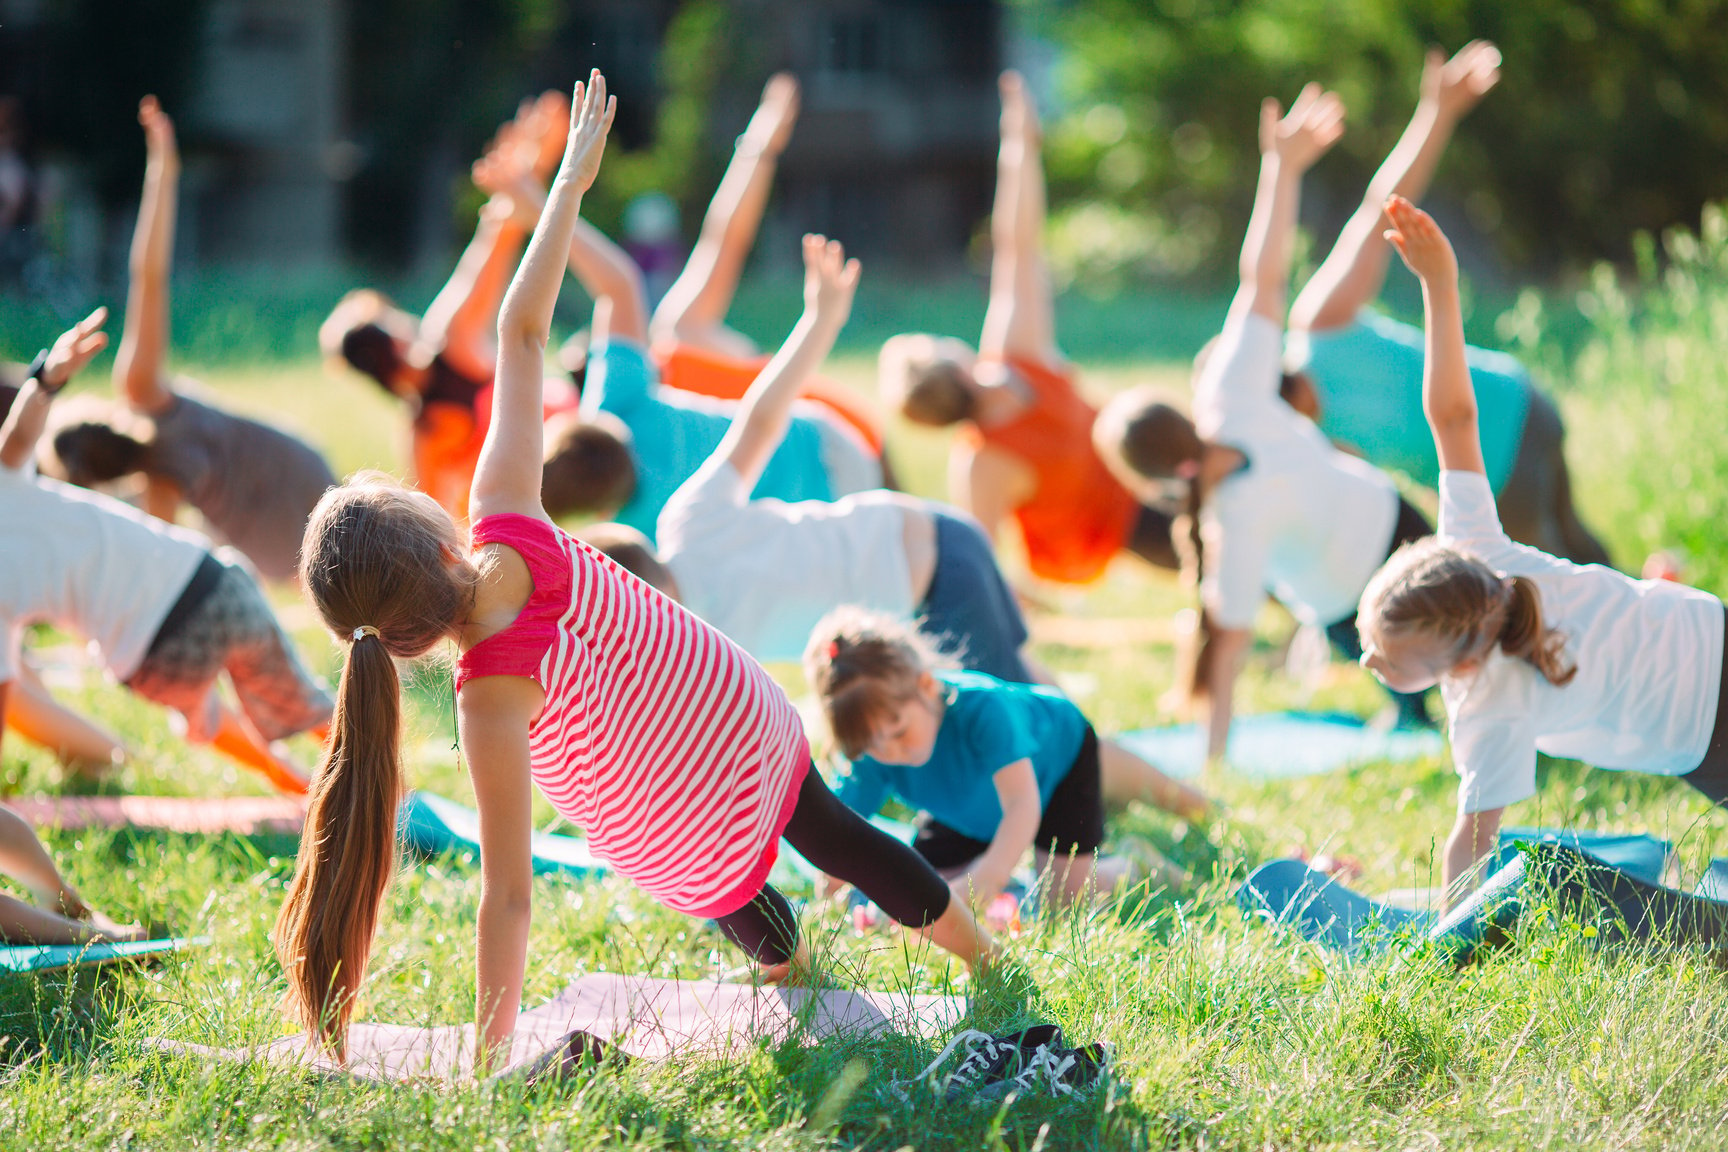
[1118,711,1445,780]
[1237,828,1728,961]
[398,790,913,892]
[1,936,197,975]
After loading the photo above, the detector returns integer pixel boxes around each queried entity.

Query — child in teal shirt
[806,609,1210,909]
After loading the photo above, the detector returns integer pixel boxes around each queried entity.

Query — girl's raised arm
[1384,194,1484,475]
[1228,86,1345,330]
[714,234,859,488]
[979,72,1055,363]
[112,97,178,415]
[470,72,615,521]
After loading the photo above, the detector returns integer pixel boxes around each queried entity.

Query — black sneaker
[895,1024,1111,1103]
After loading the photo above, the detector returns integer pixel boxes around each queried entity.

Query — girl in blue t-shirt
[804,608,1211,910]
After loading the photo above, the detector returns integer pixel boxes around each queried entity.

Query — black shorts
[1679,606,1728,807]
[912,724,1106,869]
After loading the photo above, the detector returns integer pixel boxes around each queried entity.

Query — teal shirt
[1288,311,1532,492]
[835,670,1090,843]
[580,341,836,540]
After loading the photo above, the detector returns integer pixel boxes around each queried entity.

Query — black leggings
[1496,388,1613,568]
[712,768,952,965]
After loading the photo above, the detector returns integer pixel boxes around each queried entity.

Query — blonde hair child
[1360,195,1728,903]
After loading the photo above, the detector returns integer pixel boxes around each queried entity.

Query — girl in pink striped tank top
[274,75,991,1066]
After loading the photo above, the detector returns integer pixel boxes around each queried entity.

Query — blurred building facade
[0,0,1002,281]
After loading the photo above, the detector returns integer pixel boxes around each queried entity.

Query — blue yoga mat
[1239,830,1728,961]
[1,936,196,975]
[1117,712,1445,780]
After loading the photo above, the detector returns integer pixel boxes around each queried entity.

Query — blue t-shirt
[580,340,836,540]
[1286,311,1532,492]
[834,670,1090,843]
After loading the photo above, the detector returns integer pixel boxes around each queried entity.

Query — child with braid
[1361,196,1726,904]
[274,75,991,1066]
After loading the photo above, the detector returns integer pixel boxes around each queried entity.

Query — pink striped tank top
[454,513,809,917]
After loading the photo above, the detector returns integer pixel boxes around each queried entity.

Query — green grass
[8,229,1728,1148]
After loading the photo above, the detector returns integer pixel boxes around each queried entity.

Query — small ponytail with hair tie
[1498,574,1577,687]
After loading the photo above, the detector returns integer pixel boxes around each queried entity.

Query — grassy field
[7,238,1728,1149]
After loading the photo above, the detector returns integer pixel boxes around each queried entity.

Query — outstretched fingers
[1381,194,1456,281]
[138,95,177,160]
[801,234,861,319]
[559,70,616,193]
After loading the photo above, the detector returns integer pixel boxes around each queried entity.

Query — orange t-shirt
[413,377,581,522]
[964,357,1139,585]
[652,341,884,455]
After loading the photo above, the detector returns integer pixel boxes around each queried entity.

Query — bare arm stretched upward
[651,73,800,354]
[1384,194,1483,475]
[1290,42,1500,333]
[979,71,1055,363]
[112,97,178,415]
[473,73,614,523]
[1229,85,1346,329]
[715,235,859,487]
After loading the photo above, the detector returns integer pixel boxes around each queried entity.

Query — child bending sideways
[585,234,1037,685]
[806,609,1211,910]
[1361,196,1726,904]
[0,312,332,794]
[273,75,991,1069]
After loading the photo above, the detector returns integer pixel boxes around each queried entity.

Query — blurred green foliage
[1040,0,1728,284]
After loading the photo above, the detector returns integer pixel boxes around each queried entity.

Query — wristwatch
[25,347,63,395]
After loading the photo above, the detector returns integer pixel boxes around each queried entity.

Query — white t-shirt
[0,466,208,682]
[1194,310,1399,629]
[657,458,915,663]
[1438,470,1724,813]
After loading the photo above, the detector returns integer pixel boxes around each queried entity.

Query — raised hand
[743,73,800,157]
[528,89,572,180]
[1423,40,1501,122]
[138,96,178,166]
[1383,194,1458,286]
[556,70,616,195]
[1259,83,1346,171]
[801,234,861,326]
[999,70,1042,149]
[42,307,110,392]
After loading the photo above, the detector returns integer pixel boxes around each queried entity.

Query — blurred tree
[1038,0,1728,284]
[28,0,209,208]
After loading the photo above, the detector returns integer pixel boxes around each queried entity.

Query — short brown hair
[578,522,676,598]
[43,396,154,486]
[899,358,976,427]
[804,607,948,759]
[1094,386,1203,481]
[541,412,637,519]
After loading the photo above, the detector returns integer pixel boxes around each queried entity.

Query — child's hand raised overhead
[802,234,861,328]
[138,96,177,166]
[1423,40,1501,122]
[555,70,616,195]
[1383,194,1458,286]
[1259,83,1345,172]
[743,73,800,158]
[999,70,1041,149]
[42,307,110,392]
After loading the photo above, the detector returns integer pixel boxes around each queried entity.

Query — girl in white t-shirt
[1358,195,1726,902]
[1094,87,1433,766]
